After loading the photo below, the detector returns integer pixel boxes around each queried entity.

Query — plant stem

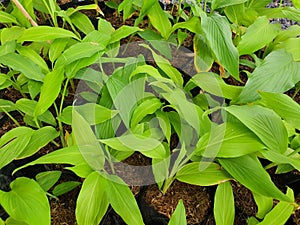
[1,108,20,127]
[11,0,38,27]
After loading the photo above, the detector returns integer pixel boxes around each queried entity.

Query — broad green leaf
[58,104,118,125]
[168,200,187,225]
[18,26,79,42]
[258,188,294,225]
[282,7,300,22]
[147,1,171,39]
[0,11,20,25]
[131,97,163,127]
[211,0,247,11]
[52,181,81,196]
[201,13,239,80]
[196,122,265,158]
[176,162,231,186]
[98,17,115,35]
[17,46,49,74]
[0,178,50,225]
[106,175,145,225]
[193,34,214,72]
[0,41,16,57]
[0,99,16,112]
[274,38,300,61]
[236,50,300,103]
[214,181,234,225]
[190,72,243,99]
[70,12,95,35]
[0,132,33,169]
[18,126,59,158]
[141,44,184,86]
[55,42,105,68]
[253,192,273,219]
[36,171,61,192]
[72,109,105,170]
[100,133,167,159]
[259,92,300,129]
[16,99,56,125]
[225,105,288,153]
[219,155,292,202]
[34,68,64,117]
[152,157,170,189]
[0,127,32,147]
[66,163,93,178]
[1,27,25,44]
[238,16,280,55]
[274,25,300,43]
[0,53,45,81]
[162,88,210,137]
[171,16,202,34]
[260,150,300,171]
[292,0,300,8]
[76,172,108,225]
[110,25,142,43]
[14,146,86,174]
[49,38,69,63]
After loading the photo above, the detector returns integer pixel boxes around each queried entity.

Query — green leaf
[36,171,61,192]
[190,72,243,99]
[274,38,300,61]
[131,97,163,127]
[196,122,265,158]
[49,38,69,63]
[201,13,239,80]
[253,192,273,219]
[260,150,300,171]
[1,27,25,44]
[0,177,50,225]
[237,16,280,55]
[0,53,45,81]
[34,68,64,117]
[76,172,108,225]
[259,92,300,129]
[66,163,93,178]
[14,146,86,174]
[106,175,145,225]
[214,181,234,225]
[72,109,105,170]
[141,44,184,86]
[17,45,49,74]
[16,99,56,125]
[70,11,95,35]
[0,99,16,112]
[0,11,20,25]
[100,133,168,159]
[219,155,292,202]
[18,26,79,42]
[147,1,172,39]
[52,181,81,196]
[18,126,59,158]
[258,188,294,225]
[58,104,118,125]
[0,132,33,169]
[171,16,202,34]
[55,42,105,68]
[176,162,231,186]
[168,200,187,225]
[225,105,288,153]
[110,25,142,43]
[211,0,247,11]
[193,34,214,72]
[236,50,300,103]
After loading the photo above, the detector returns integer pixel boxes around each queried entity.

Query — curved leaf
[76,172,108,225]
[201,13,239,80]
[0,178,50,225]
[219,155,292,202]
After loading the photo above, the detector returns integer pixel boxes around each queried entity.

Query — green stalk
[1,107,21,127]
